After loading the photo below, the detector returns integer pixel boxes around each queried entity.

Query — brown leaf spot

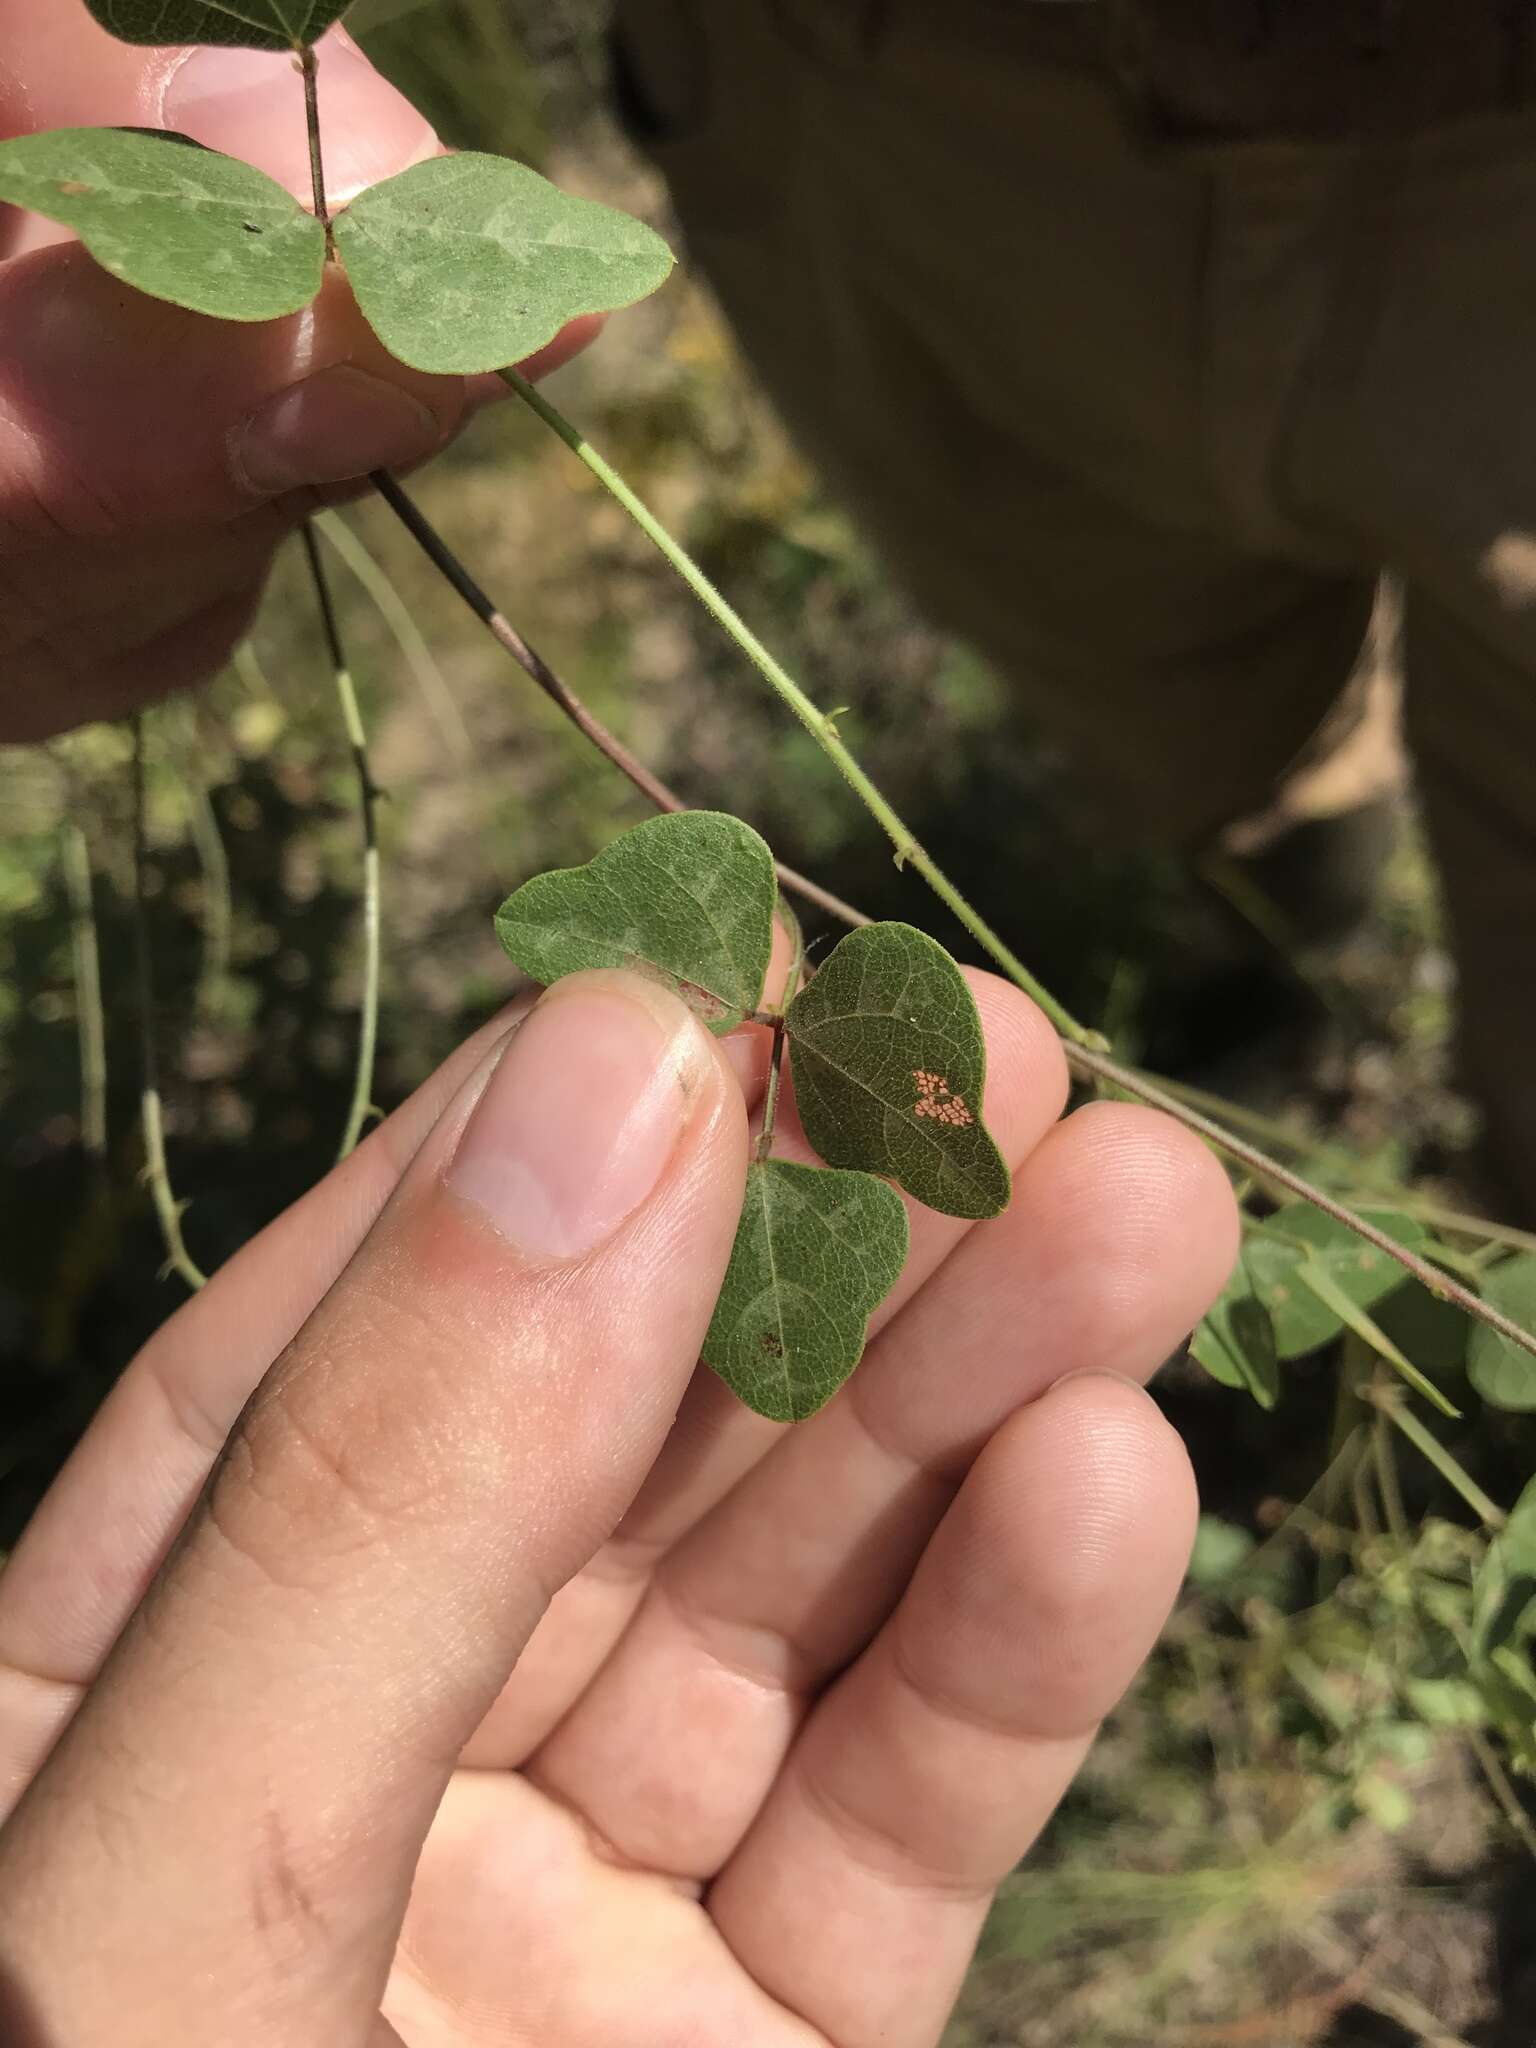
[760,1330,785,1357]
[57,180,93,197]
[911,1067,975,1127]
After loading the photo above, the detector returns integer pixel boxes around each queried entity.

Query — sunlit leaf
[784,922,1010,1220]
[701,1158,908,1422]
[334,154,675,375]
[1242,1205,1426,1359]
[1191,1259,1279,1410]
[493,811,775,1036]
[84,0,350,50]
[1468,1255,1536,1412]
[0,129,324,321]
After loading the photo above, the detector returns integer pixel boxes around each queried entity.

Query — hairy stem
[498,367,1095,1047]
[369,469,870,933]
[302,524,380,1164]
[131,715,207,1292]
[60,822,107,1160]
[299,42,333,258]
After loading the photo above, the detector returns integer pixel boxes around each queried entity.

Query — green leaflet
[493,811,775,1036]
[0,129,324,322]
[785,922,1010,1221]
[1191,1258,1279,1410]
[702,1159,909,1422]
[1468,1255,1536,1412]
[1471,1474,1536,1769]
[84,0,350,49]
[333,155,676,376]
[1241,1204,1426,1359]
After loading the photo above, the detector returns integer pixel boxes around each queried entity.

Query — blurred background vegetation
[2,2,1535,2040]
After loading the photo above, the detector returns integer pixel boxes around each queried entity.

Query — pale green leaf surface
[84,0,350,50]
[333,154,675,375]
[1191,1260,1279,1410]
[785,923,1010,1221]
[493,811,775,1035]
[0,129,323,321]
[702,1159,908,1423]
[1242,1205,1426,1359]
[1468,1255,1536,1411]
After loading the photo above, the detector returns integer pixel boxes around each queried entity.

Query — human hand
[0,963,1236,2047]
[0,0,593,744]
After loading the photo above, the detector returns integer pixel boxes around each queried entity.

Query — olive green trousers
[612,0,1536,1211]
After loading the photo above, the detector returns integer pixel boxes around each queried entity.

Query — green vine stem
[131,715,207,1291]
[498,366,1097,1050]
[370,468,870,934]
[1071,1042,1536,1366]
[301,523,380,1164]
[60,821,107,1160]
[313,509,474,766]
[366,465,1536,1368]
[1357,1381,1506,1529]
[165,704,233,1022]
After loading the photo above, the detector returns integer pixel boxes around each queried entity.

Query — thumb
[0,972,749,2045]
[0,10,438,254]
[0,7,470,536]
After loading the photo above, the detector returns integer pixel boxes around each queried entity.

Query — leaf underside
[84,0,351,50]
[0,128,324,322]
[785,922,1010,1220]
[702,1159,909,1423]
[1242,1204,1426,1359]
[1191,1260,1280,1410]
[333,154,676,375]
[1468,1254,1536,1411]
[493,811,776,1035]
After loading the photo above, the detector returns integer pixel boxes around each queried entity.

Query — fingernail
[228,365,443,496]
[162,32,439,205]
[448,972,704,1259]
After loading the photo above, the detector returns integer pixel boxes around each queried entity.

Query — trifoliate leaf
[702,1159,908,1422]
[0,129,324,321]
[784,923,1010,1221]
[83,0,351,50]
[1242,1205,1426,1359]
[333,154,675,375]
[1191,1259,1279,1409]
[493,811,775,1036]
[1468,1255,1536,1411]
